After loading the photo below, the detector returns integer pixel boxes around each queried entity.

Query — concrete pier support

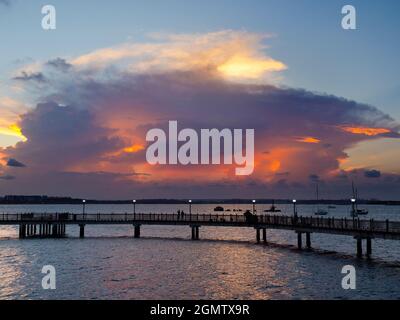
[306,232,311,249]
[134,224,141,238]
[366,237,372,257]
[19,224,27,239]
[262,228,267,244]
[79,224,85,238]
[297,232,302,249]
[52,224,58,237]
[356,238,362,258]
[191,226,199,240]
[20,223,67,239]
[256,228,260,243]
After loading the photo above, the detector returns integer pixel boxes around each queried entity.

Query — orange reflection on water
[0,226,28,299]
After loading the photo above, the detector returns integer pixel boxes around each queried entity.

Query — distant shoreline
[1,196,400,206]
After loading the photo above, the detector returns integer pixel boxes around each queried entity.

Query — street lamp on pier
[292,199,297,219]
[82,200,86,217]
[351,198,356,217]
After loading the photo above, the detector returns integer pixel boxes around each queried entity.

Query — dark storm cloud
[364,169,381,178]
[46,58,72,72]
[5,102,125,172]
[7,158,26,167]
[13,71,47,83]
[2,61,400,199]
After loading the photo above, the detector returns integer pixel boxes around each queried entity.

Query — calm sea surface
[0,204,399,300]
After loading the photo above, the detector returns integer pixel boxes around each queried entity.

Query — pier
[1,213,400,258]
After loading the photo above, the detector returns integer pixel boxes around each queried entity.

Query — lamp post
[82,199,86,217]
[351,198,356,217]
[133,200,136,218]
[292,199,297,219]
[252,200,256,215]
[189,200,192,215]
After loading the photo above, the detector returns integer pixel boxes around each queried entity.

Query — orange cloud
[124,144,145,153]
[295,136,320,144]
[217,55,286,80]
[269,159,281,172]
[340,126,391,136]
[72,30,286,83]
[0,124,27,141]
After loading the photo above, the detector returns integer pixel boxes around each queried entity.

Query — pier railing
[1,213,400,234]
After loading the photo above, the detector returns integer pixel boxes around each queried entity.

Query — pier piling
[19,224,26,239]
[134,224,141,238]
[191,226,199,240]
[297,232,302,249]
[366,237,372,257]
[306,232,311,249]
[262,228,267,244]
[79,224,85,238]
[356,238,363,258]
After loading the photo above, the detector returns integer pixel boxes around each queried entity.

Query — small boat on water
[328,205,336,209]
[314,183,328,216]
[355,208,368,215]
[315,208,328,216]
[264,200,282,213]
[214,206,224,212]
[351,182,369,217]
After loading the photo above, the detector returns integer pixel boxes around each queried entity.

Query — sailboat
[314,183,328,216]
[264,200,282,213]
[351,182,368,216]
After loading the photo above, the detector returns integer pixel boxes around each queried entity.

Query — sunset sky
[1,0,400,199]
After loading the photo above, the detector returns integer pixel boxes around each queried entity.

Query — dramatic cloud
[71,30,287,83]
[0,97,28,143]
[1,31,399,199]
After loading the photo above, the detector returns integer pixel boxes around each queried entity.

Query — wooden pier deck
[1,213,400,257]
